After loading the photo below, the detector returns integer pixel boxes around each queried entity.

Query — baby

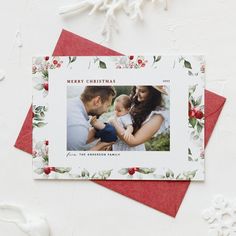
[111,94,134,151]
[112,95,133,141]
[90,94,134,150]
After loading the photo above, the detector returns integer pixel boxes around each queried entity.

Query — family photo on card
[67,85,170,152]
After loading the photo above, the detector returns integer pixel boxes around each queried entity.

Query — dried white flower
[59,0,168,41]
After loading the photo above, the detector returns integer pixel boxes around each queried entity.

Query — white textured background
[0,0,235,235]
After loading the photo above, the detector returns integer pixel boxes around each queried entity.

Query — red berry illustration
[56,63,61,68]
[45,140,49,145]
[53,60,58,65]
[128,167,139,175]
[195,110,204,119]
[137,59,143,64]
[129,56,134,60]
[43,82,48,91]
[188,109,195,118]
[44,56,49,61]
[43,167,51,175]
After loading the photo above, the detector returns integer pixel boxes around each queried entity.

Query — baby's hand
[108,116,116,125]
[90,116,106,130]
[90,116,97,126]
[123,129,132,141]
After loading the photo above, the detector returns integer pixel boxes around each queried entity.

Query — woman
[110,86,168,151]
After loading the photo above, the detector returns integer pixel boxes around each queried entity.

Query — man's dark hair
[81,86,116,103]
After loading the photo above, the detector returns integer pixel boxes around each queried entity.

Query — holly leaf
[184,60,192,69]
[189,118,197,128]
[99,60,107,69]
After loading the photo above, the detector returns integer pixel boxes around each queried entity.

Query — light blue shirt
[67,97,90,151]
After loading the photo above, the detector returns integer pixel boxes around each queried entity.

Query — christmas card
[32,55,205,181]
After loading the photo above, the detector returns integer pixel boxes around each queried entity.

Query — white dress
[112,107,169,151]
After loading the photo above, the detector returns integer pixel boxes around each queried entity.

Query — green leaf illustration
[184,60,192,69]
[153,56,161,63]
[34,84,44,90]
[36,122,47,128]
[183,170,197,179]
[69,56,77,64]
[99,60,107,69]
[195,96,202,106]
[56,167,72,174]
[138,168,155,174]
[188,156,193,161]
[189,118,197,128]
[118,168,129,175]
[188,148,192,155]
[189,84,197,94]
[188,70,193,76]
[42,70,48,78]
[165,169,174,178]
[34,168,44,174]
[197,122,203,133]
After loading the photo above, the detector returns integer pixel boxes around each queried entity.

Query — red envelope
[15,30,226,217]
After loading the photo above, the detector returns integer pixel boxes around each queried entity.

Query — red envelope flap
[53,30,122,56]
[14,29,226,217]
[205,90,226,146]
[15,107,32,154]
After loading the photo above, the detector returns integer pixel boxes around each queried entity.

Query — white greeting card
[32,56,205,181]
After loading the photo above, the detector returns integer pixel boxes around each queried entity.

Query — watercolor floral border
[32,56,205,180]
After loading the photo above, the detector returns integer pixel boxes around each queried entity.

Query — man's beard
[88,110,101,118]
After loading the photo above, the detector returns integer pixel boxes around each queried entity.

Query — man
[67,86,116,151]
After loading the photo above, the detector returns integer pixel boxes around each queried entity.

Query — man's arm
[89,141,115,151]
[86,127,96,144]
[67,124,89,151]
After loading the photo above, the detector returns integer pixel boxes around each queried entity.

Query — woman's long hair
[130,86,163,134]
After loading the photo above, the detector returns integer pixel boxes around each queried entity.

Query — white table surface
[0,0,235,235]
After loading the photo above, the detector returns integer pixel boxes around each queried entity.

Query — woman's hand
[90,141,115,151]
[123,125,133,141]
[116,115,164,147]
[123,130,132,141]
